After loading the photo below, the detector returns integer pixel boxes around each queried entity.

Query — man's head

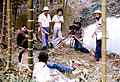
[94,10,102,19]
[21,25,27,32]
[76,22,81,28]
[43,6,49,16]
[38,51,48,63]
[57,8,63,16]
[74,20,81,29]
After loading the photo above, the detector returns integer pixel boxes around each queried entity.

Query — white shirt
[33,62,51,82]
[94,17,102,33]
[94,17,109,40]
[52,15,64,28]
[38,13,51,27]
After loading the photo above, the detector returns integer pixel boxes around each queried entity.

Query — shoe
[42,46,46,50]
[50,42,54,48]
[92,59,99,62]
[83,50,89,53]
[69,66,76,71]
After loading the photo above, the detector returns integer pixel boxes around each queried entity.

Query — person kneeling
[69,19,89,53]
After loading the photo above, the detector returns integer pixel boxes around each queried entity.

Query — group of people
[16,6,105,81]
[38,6,64,50]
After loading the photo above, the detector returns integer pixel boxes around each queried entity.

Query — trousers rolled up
[51,27,62,47]
[94,40,102,61]
[41,27,49,47]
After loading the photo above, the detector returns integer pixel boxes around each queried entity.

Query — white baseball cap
[42,6,49,11]
[94,10,102,14]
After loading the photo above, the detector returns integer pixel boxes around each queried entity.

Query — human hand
[51,29,53,33]
[38,27,41,32]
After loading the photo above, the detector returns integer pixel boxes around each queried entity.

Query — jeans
[95,40,102,61]
[74,39,89,53]
[51,27,62,47]
[41,27,49,47]
[47,62,75,72]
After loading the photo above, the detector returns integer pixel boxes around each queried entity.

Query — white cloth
[38,13,51,27]
[33,62,51,82]
[52,15,64,28]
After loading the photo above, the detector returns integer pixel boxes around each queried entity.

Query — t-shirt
[75,27,84,38]
[33,62,51,82]
[52,15,64,28]
[38,13,51,27]
[16,31,28,48]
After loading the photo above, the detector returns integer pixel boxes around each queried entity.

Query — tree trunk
[102,0,107,82]
[0,13,2,34]
[1,0,7,42]
[34,0,39,32]
[28,0,34,71]
[62,0,65,9]
[14,9,17,32]
[42,0,44,9]
[5,0,12,71]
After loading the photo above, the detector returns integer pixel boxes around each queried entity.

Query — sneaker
[42,46,46,50]
[50,42,54,48]
[69,66,76,71]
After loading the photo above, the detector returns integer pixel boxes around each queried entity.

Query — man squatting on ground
[69,19,89,53]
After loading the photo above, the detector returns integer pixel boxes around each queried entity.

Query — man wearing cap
[92,10,103,61]
[38,6,51,50]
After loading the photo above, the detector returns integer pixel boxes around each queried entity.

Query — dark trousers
[95,40,102,61]
[18,50,25,62]
[74,39,89,53]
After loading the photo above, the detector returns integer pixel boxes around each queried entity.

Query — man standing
[16,25,37,62]
[92,10,102,61]
[17,25,28,49]
[38,6,51,50]
[50,8,64,47]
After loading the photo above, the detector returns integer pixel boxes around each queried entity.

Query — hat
[42,6,49,11]
[94,10,102,14]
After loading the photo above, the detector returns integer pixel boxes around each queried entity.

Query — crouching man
[69,19,89,53]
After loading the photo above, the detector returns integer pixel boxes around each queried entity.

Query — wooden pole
[48,37,70,55]
[28,0,34,71]
[102,0,107,82]
[74,36,95,56]
[5,0,12,71]
[1,0,7,42]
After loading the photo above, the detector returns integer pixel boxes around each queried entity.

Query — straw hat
[42,6,49,11]
[94,10,102,14]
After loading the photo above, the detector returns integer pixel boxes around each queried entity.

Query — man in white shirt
[33,51,58,82]
[50,8,64,47]
[92,10,102,61]
[38,6,51,50]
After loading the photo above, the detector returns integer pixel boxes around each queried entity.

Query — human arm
[21,34,28,46]
[38,22,45,32]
